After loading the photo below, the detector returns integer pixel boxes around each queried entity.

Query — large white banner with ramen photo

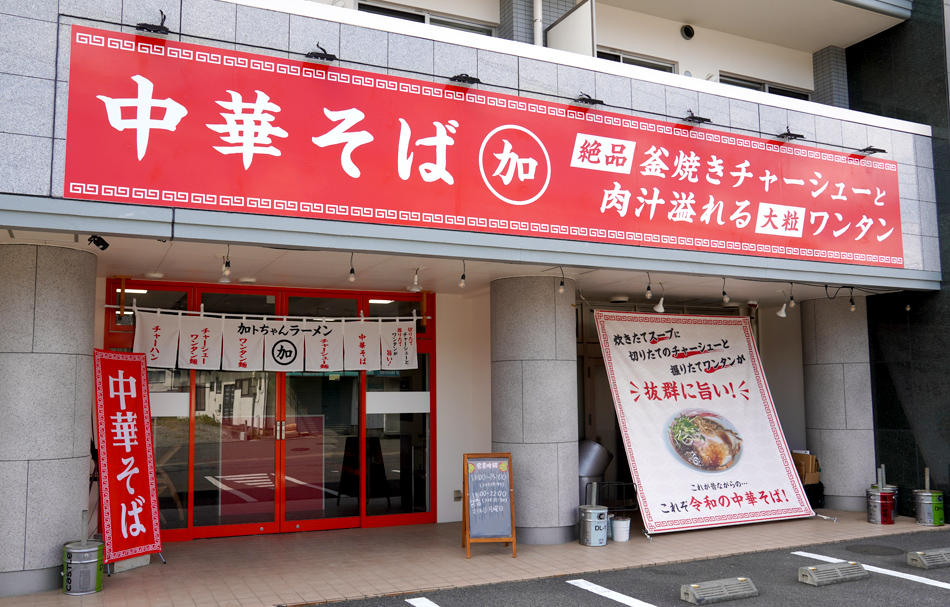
[594,311,813,534]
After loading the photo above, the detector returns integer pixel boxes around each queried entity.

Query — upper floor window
[597,49,675,74]
[719,74,811,101]
[358,2,494,37]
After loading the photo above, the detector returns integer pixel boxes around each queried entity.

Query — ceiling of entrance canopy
[1,230,899,307]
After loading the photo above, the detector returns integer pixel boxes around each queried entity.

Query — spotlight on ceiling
[407,268,422,293]
[652,282,665,313]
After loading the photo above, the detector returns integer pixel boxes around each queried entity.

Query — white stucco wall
[435,291,492,522]
[596,4,814,91]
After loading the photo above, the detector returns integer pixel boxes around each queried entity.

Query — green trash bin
[63,540,103,595]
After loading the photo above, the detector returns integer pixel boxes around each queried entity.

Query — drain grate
[798,562,868,586]
[846,544,903,556]
[680,577,758,604]
[907,547,950,570]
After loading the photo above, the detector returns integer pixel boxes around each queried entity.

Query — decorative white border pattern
[68,179,904,266]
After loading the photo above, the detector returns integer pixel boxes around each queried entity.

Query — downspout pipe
[534,0,543,45]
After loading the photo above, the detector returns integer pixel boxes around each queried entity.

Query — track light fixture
[407,268,422,293]
[219,245,231,283]
[653,283,665,313]
[645,272,653,300]
[788,283,796,308]
[777,290,788,318]
[348,252,356,283]
[858,146,886,155]
[459,260,466,289]
[558,267,565,294]
[721,278,730,304]
[87,235,109,250]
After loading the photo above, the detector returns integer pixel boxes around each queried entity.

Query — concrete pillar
[0,245,96,596]
[801,295,875,511]
[490,275,578,544]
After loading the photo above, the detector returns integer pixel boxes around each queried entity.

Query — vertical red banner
[94,350,162,562]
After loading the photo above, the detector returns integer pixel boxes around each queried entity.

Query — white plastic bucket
[612,517,631,542]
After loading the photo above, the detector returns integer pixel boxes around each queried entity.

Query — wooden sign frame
[462,453,516,558]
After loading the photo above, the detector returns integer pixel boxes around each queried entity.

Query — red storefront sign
[65,26,903,268]
[94,350,162,562]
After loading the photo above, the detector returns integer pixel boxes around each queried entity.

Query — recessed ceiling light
[239,277,257,284]
[144,272,164,279]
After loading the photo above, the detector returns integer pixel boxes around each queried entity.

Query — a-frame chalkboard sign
[462,453,516,558]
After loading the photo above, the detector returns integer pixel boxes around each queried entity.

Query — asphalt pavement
[327,528,950,607]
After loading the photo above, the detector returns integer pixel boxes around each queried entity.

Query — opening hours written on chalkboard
[462,453,516,558]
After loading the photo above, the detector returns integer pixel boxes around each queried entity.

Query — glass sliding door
[192,370,277,527]
[193,291,279,531]
[281,295,362,530]
[283,372,361,523]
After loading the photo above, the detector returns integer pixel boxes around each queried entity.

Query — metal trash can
[867,488,896,524]
[579,439,613,506]
[579,505,609,547]
[63,541,103,595]
[914,490,945,527]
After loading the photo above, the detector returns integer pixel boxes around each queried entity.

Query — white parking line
[567,579,657,606]
[205,476,257,502]
[792,551,950,590]
[405,598,440,607]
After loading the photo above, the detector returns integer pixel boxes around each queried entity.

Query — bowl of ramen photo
[667,409,742,472]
